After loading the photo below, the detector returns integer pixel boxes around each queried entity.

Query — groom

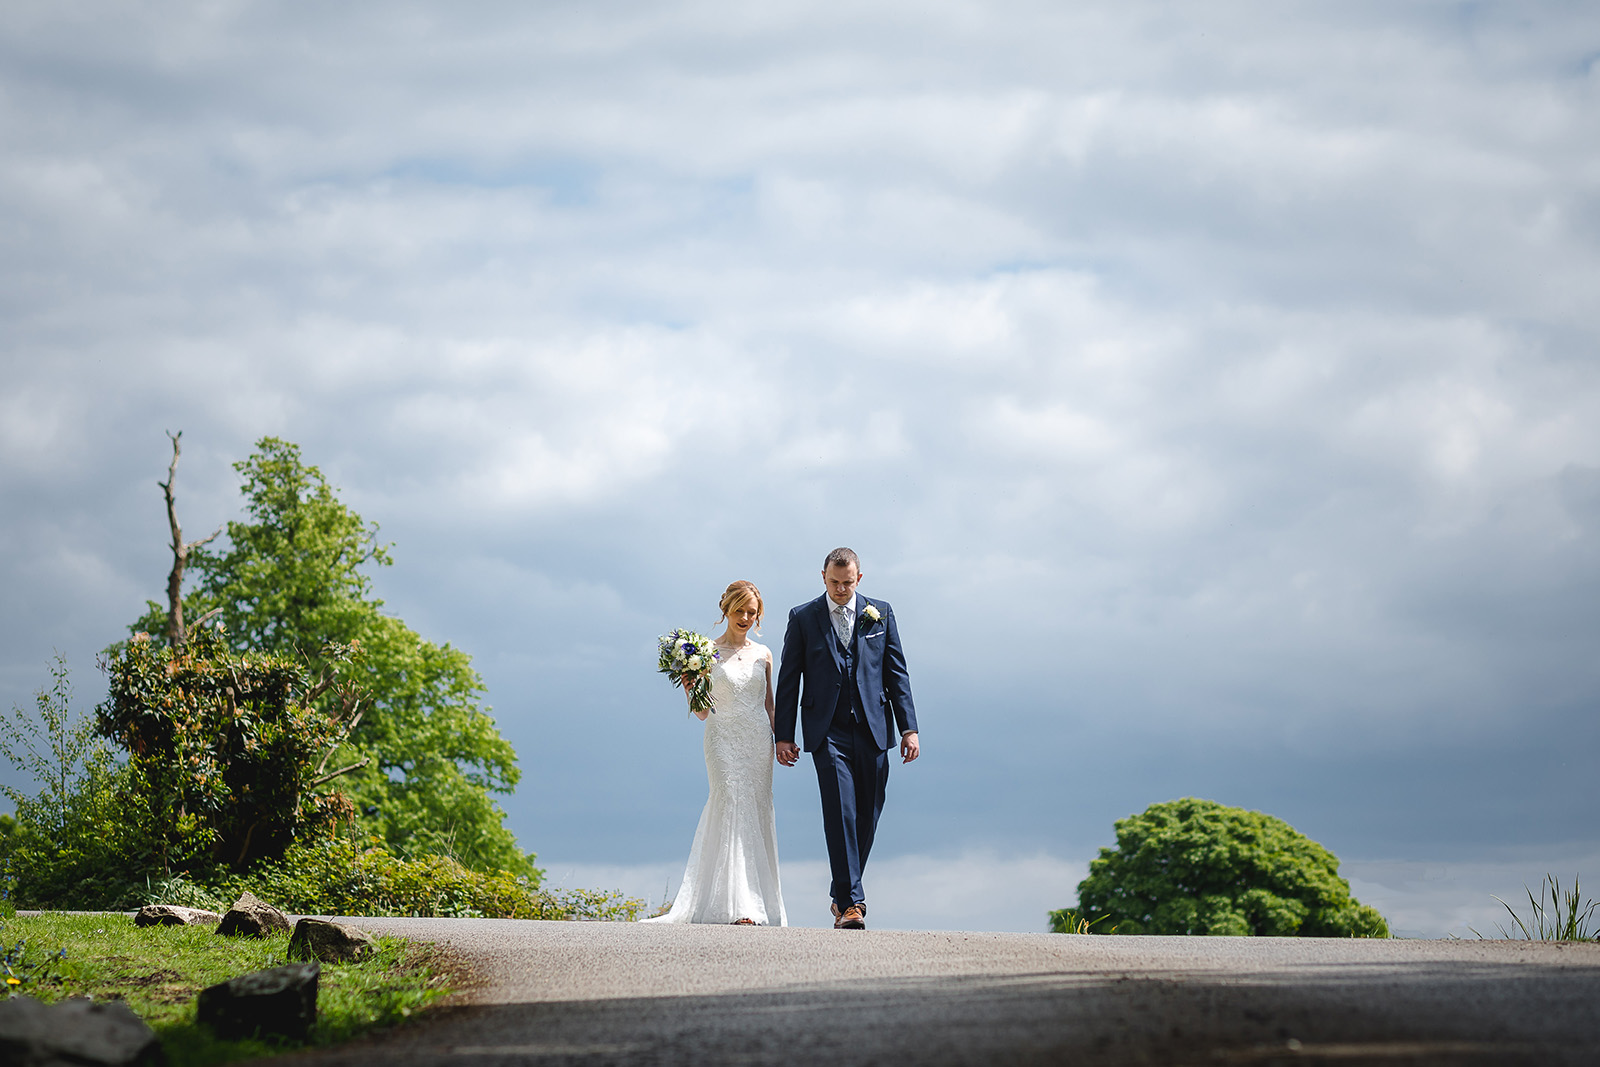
[775,547,918,930]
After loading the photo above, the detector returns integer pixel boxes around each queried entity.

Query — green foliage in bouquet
[127,436,535,878]
[96,627,363,872]
[1062,797,1389,937]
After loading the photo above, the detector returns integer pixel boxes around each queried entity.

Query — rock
[134,904,221,927]
[214,891,291,938]
[0,994,165,1066]
[288,918,376,963]
[196,962,319,1042]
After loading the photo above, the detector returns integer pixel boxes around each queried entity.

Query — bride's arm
[764,651,776,733]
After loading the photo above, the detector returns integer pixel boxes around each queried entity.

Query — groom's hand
[900,731,920,763]
[775,741,800,767]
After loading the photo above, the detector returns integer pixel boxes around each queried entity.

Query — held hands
[775,736,916,765]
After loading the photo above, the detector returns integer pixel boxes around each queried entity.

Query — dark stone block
[0,995,165,1066]
[196,961,319,1041]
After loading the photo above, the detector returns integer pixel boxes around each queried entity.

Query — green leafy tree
[1056,797,1388,937]
[130,437,536,878]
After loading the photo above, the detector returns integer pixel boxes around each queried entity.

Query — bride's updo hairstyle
[718,580,764,632]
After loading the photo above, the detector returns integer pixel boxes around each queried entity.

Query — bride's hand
[774,741,800,767]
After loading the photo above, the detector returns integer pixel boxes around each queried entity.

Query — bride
[644,580,787,926]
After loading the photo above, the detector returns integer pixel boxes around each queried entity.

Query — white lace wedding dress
[643,641,787,925]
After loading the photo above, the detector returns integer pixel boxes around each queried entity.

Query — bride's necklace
[715,639,752,654]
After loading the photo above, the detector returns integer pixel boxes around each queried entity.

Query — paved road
[286,919,1600,1066]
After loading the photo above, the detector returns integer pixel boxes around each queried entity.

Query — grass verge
[1,912,452,1066]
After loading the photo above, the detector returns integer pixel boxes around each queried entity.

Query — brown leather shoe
[834,903,866,930]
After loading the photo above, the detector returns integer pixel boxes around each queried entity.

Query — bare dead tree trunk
[159,431,222,649]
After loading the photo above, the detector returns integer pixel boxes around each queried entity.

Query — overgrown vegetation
[97,628,365,872]
[0,912,450,1067]
[1479,875,1599,941]
[0,655,640,919]
[0,656,135,907]
[1055,797,1389,937]
[0,434,642,923]
[144,838,641,922]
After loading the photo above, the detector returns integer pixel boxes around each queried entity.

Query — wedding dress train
[643,641,787,925]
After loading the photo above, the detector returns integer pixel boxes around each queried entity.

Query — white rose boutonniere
[862,604,882,625]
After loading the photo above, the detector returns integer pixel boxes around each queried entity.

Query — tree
[129,437,536,878]
[1057,797,1388,937]
[156,430,222,648]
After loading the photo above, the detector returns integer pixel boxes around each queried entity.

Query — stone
[288,918,376,963]
[133,904,221,927]
[214,891,292,938]
[196,962,319,1042]
[0,994,165,1067]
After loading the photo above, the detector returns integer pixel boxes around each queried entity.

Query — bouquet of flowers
[657,629,720,715]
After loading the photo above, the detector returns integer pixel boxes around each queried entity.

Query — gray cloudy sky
[3,1,1597,935]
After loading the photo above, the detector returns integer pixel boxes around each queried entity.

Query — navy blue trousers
[813,706,890,911]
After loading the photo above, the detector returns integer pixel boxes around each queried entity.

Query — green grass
[0,912,452,1066]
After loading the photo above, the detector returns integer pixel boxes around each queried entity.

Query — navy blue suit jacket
[775,594,917,753]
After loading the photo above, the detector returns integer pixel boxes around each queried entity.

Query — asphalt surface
[283,919,1600,1066]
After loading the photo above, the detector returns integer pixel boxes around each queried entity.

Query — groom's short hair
[824,547,859,571]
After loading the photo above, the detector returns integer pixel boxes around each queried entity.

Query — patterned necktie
[833,604,851,647]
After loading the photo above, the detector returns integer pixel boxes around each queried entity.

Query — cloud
[1,1,1597,894]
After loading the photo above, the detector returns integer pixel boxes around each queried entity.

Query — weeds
[1047,908,1117,935]
[1,935,67,991]
[1478,874,1600,941]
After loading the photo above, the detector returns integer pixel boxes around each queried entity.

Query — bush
[1059,797,1389,937]
[1,656,625,917]
[0,657,150,908]
[215,836,642,921]
[96,628,362,872]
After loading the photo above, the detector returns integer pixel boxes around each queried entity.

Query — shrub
[216,836,643,921]
[0,657,149,908]
[1063,797,1389,937]
[96,628,363,871]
